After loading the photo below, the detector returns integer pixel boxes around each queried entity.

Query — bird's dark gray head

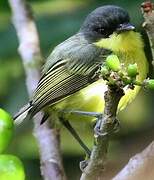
[80,5,134,42]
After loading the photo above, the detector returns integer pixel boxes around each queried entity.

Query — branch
[8,0,66,179]
[80,84,124,180]
[112,141,154,180]
[141,1,154,64]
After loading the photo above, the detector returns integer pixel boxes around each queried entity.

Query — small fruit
[145,79,154,89]
[127,64,138,77]
[0,109,14,153]
[0,154,25,180]
[105,55,121,71]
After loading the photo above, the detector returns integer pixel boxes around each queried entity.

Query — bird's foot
[79,159,90,172]
[94,116,120,137]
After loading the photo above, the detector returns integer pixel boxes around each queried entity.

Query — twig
[112,141,154,180]
[80,85,124,180]
[141,1,154,64]
[8,0,66,179]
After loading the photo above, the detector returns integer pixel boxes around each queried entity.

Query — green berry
[146,79,154,89]
[127,64,138,77]
[0,109,14,153]
[106,55,121,71]
[0,154,25,180]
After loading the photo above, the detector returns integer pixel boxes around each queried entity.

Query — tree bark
[112,141,154,180]
[8,0,66,179]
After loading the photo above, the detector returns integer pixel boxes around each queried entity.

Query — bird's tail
[13,103,32,126]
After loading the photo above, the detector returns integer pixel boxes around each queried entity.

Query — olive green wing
[30,58,101,115]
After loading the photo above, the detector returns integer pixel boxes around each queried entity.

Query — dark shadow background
[0,0,154,179]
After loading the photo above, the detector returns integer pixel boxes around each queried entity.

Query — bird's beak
[116,23,135,33]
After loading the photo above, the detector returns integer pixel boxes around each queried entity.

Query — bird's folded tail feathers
[13,103,32,126]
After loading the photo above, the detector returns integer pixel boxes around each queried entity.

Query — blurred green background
[0,0,154,179]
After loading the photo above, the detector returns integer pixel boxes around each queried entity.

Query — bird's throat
[94,31,144,53]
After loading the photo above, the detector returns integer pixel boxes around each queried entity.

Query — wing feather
[30,60,99,115]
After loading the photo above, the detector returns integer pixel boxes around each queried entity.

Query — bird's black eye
[94,27,105,34]
[93,27,112,38]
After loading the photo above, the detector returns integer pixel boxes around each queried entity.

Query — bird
[14,5,148,156]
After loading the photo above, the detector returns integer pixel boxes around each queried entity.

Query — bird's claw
[79,159,89,172]
[94,117,120,137]
[94,125,108,136]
